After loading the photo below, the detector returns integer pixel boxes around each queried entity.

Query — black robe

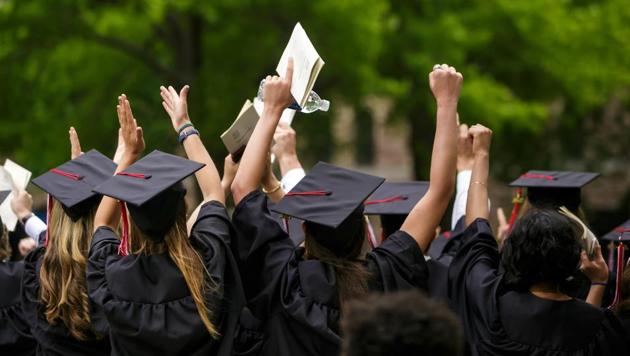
[231,191,428,356]
[21,247,111,356]
[0,261,35,356]
[448,218,630,355]
[87,200,244,356]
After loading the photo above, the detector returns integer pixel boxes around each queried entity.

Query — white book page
[0,165,22,231]
[4,159,31,189]
[276,23,323,107]
[220,100,260,154]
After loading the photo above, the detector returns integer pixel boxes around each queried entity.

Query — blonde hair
[40,199,97,341]
[129,206,220,337]
[0,223,10,262]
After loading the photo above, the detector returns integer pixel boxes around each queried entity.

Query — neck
[529,282,571,301]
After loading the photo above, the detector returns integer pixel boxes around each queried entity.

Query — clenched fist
[263,58,294,112]
[429,64,463,107]
[468,124,492,157]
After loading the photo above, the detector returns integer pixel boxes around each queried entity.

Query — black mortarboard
[364,181,429,216]
[31,150,116,221]
[509,170,599,213]
[271,162,384,251]
[602,219,630,242]
[93,150,204,242]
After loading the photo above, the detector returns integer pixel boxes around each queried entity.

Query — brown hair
[304,221,372,307]
[0,223,10,262]
[40,199,97,341]
[129,205,220,337]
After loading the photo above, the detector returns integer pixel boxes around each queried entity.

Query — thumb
[285,57,294,85]
[180,85,189,102]
[136,127,144,142]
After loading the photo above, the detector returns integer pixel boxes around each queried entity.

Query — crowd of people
[1,59,629,356]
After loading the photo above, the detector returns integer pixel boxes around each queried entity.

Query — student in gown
[341,290,463,356]
[87,90,244,356]
[21,129,115,356]
[448,124,630,355]
[229,60,462,356]
[0,190,36,356]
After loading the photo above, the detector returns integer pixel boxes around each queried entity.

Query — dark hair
[380,215,406,238]
[341,290,462,356]
[304,219,371,307]
[501,209,581,291]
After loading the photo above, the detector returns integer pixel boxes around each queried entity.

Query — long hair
[129,206,220,337]
[617,267,630,315]
[304,221,371,307]
[0,222,10,262]
[40,199,96,341]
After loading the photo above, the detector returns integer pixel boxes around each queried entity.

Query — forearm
[182,134,224,204]
[262,174,285,203]
[586,285,606,307]
[232,107,283,204]
[278,154,302,177]
[429,103,458,200]
[451,170,472,229]
[465,153,489,225]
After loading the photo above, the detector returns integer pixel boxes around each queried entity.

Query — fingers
[69,127,82,159]
[162,101,174,117]
[160,86,174,108]
[168,85,178,98]
[594,245,603,259]
[458,123,469,138]
[285,57,294,85]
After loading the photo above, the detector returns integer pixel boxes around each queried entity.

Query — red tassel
[116,172,151,179]
[118,202,129,256]
[44,194,53,247]
[50,168,83,180]
[507,188,524,233]
[364,195,407,206]
[609,243,625,310]
[613,227,630,234]
[286,191,331,197]
[520,173,555,181]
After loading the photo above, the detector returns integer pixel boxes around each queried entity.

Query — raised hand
[69,127,83,159]
[116,94,145,160]
[429,64,463,107]
[457,122,474,172]
[112,128,125,165]
[580,246,609,283]
[468,124,492,157]
[160,85,191,132]
[271,122,297,160]
[10,189,33,221]
[263,57,294,112]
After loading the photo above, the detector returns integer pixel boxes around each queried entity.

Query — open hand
[468,124,492,157]
[10,189,33,220]
[429,64,463,107]
[263,58,294,111]
[160,85,191,132]
[69,127,83,159]
[580,245,608,283]
[116,94,145,159]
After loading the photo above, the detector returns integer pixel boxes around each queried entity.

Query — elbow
[230,179,248,204]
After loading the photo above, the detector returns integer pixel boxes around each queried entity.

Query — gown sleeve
[86,226,120,335]
[188,201,232,284]
[367,230,428,292]
[231,190,295,318]
[447,218,501,342]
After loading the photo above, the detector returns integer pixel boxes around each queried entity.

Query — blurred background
[0,0,628,234]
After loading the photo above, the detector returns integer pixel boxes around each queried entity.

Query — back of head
[40,199,96,340]
[341,290,462,356]
[501,209,581,291]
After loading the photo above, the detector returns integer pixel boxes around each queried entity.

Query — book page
[253,98,296,126]
[4,159,31,189]
[221,100,260,155]
[0,165,23,231]
[276,23,324,107]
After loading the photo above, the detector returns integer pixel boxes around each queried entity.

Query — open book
[0,159,32,231]
[276,22,325,108]
[221,100,260,162]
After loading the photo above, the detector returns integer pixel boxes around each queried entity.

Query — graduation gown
[21,247,111,356]
[0,261,35,356]
[448,218,630,355]
[231,191,428,356]
[87,200,244,356]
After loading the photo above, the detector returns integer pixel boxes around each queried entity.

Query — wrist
[474,151,489,159]
[591,281,608,287]
[263,106,284,118]
[262,176,280,189]
[279,153,301,170]
[436,99,458,110]
[17,210,33,221]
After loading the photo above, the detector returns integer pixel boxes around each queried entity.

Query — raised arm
[160,85,224,204]
[464,124,492,226]
[231,58,294,205]
[400,64,462,252]
[580,246,609,307]
[451,121,474,229]
[93,95,145,231]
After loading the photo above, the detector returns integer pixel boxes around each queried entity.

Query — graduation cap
[271,162,384,252]
[602,219,630,243]
[364,181,429,237]
[93,150,204,255]
[31,150,117,222]
[509,170,599,213]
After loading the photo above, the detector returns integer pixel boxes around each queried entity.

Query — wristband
[591,281,607,287]
[177,122,194,134]
[179,128,200,144]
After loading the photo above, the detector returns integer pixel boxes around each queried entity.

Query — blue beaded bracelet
[179,128,200,144]
[177,122,194,134]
